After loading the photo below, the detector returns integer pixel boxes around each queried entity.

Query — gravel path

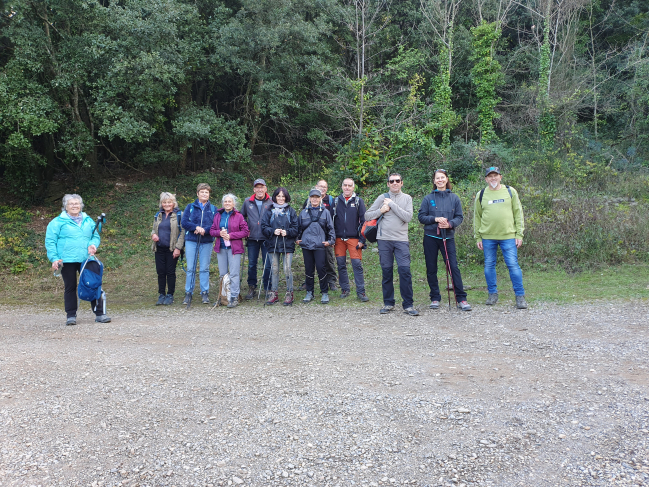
[1,301,648,487]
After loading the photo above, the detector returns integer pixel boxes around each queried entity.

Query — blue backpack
[78,257,105,302]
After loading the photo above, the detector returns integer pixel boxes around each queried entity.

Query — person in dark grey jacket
[296,189,336,304]
[418,169,471,311]
[241,178,273,299]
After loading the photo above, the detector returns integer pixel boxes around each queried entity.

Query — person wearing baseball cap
[241,178,273,299]
[474,166,528,309]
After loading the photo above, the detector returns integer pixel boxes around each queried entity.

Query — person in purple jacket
[209,194,250,308]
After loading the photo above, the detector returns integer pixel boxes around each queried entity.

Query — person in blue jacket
[418,169,472,311]
[45,194,111,326]
[181,183,217,305]
[296,188,336,304]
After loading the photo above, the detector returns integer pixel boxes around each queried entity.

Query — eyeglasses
[388,179,401,184]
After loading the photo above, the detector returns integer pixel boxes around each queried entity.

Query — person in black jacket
[261,187,299,306]
[333,178,369,302]
[297,189,336,304]
[418,169,472,311]
[241,178,274,299]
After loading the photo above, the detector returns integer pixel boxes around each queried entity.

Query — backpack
[216,273,242,307]
[361,193,389,243]
[78,257,104,302]
[478,186,513,206]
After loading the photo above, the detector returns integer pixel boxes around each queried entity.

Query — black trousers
[154,248,179,295]
[423,236,467,302]
[61,262,104,318]
[303,248,329,294]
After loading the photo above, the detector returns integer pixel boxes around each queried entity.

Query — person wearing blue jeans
[474,167,528,309]
[181,183,217,305]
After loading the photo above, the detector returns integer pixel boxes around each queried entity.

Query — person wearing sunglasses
[365,173,419,316]
[418,169,472,311]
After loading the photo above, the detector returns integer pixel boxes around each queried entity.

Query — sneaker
[66,316,76,326]
[156,294,166,306]
[379,305,395,314]
[457,301,472,311]
[340,290,351,299]
[429,300,440,309]
[265,291,279,305]
[227,297,238,308]
[95,315,111,323]
[283,291,294,306]
[245,286,257,300]
[201,292,210,305]
[299,282,307,291]
[163,294,174,305]
[303,291,314,303]
[321,293,329,304]
[485,293,499,305]
[515,295,528,309]
[403,307,420,316]
[357,293,369,302]
[182,292,192,305]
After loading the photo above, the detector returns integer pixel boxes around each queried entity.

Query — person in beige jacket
[151,192,186,305]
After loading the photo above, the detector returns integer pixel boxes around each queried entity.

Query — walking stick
[441,228,458,311]
[186,233,202,310]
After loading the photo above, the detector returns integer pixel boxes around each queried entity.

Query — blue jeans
[482,238,525,296]
[246,240,271,291]
[271,252,294,292]
[184,240,213,294]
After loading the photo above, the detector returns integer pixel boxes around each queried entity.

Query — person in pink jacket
[209,194,249,308]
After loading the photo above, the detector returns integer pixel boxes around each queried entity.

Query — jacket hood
[248,194,270,202]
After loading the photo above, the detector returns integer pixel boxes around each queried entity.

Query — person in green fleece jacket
[474,167,528,309]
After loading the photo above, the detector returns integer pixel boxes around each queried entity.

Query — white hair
[222,193,239,210]
[62,194,84,212]
[159,192,178,209]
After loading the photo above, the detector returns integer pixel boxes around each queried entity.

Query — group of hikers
[45,167,527,325]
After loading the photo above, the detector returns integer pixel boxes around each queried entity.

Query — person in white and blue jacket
[418,169,471,311]
[45,194,110,326]
[181,183,217,305]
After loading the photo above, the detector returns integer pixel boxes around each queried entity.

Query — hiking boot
[380,305,395,314]
[283,291,294,306]
[357,292,369,302]
[303,291,314,303]
[457,301,472,311]
[265,291,278,305]
[328,281,338,291]
[66,316,76,326]
[245,286,257,300]
[429,300,440,309]
[201,292,210,305]
[227,297,238,308]
[156,294,166,306]
[163,294,174,305]
[515,295,528,309]
[321,293,329,304]
[299,282,307,291]
[182,292,192,305]
[403,307,420,316]
[95,314,111,323]
[340,289,350,299]
[485,293,499,305]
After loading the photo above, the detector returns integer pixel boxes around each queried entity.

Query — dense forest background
[1,0,648,199]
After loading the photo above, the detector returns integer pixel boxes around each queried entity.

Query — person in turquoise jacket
[45,194,111,326]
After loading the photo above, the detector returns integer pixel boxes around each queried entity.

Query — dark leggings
[422,236,467,302]
[155,247,178,295]
[61,262,104,318]
[302,248,329,294]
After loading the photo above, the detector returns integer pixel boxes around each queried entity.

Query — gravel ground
[1,300,648,487]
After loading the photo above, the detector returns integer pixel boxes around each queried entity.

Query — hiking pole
[186,233,202,310]
[260,234,279,305]
[441,228,458,311]
[92,213,106,237]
